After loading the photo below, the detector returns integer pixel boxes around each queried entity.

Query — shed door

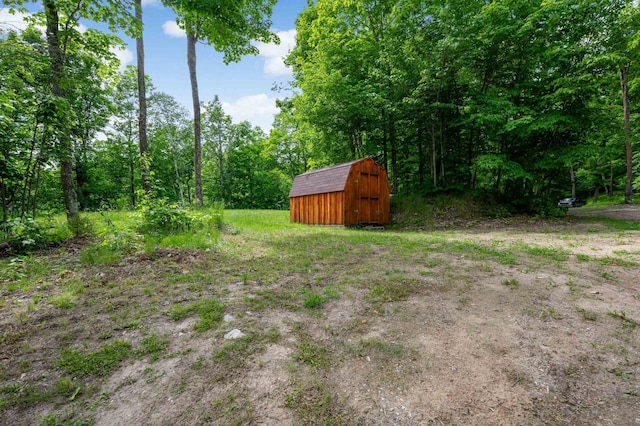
[358,169,380,224]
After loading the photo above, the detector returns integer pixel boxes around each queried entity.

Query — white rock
[224,329,245,339]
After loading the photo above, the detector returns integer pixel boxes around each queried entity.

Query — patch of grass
[353,339,406,358]
[136,333,169,362]
[79,244,122,265]
[424,257,446,268]
[169,303,198,321]
[523,246,569,261]
[54,377,82,401]
[368,278,418,302]
[265,325,281,343]
[0,327,25,347]
[50,292,77,309]
[213,336,256,370]
[206,392,254,426]
[607,310,638,330]
[0,383,53,410]
[577,307,597,321]
[2,256,57,292]
[598,271,616,281]
[191,356,206,371]
[608,368,632,381]
[211,326,279,371]
[294,339,329,369]
[242,289,299,312]
[502,278,519,289]
[114,321,139,331]
[599,256,638,268]
[302,291,324,309]
[172,378,188,394]
[600,218,640,231]
[193,299,225,332]
[444,240,517,265]
[143,367,163,384]
[145,231,218,250]
[284,380,351,425]
[37,410,93,426]
[540,307,562,321]
[169,298,225,332]
[57,340,132,376]
[576,253,591,261]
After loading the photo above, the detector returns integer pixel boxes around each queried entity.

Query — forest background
[1,0,639,231]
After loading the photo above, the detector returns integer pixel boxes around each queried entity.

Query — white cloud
[0,9,32,33]
[255,29,296,77]
[162,20,186,38]
[221,94,280,131]
[0,9,87,34]
[142,0,161,6]
[110,46,133,73]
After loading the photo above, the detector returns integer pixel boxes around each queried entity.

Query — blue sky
[0,0,308,131]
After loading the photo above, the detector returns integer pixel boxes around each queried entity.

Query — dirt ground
[567,204,640,221]
[1,207,639,425]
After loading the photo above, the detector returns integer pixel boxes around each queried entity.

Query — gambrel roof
[289,160,360,198]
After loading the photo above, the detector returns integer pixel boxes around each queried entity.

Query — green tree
[147,92,193,204]
[164,0,279,207]
[202,96,233,203]
[5,0,139,225]
[135,0,150,193]
[0,27,51,221]
[288,0,637,212]
[105,67,154,208]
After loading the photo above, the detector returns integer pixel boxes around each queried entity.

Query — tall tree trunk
[32,161,42,219]
[381,109,388,172]
[43,0,78,225]
[130,158,135,209]
[218,150,225,203]
[570,163,576,198]
[187,31,203,207]
[620,65,633,203]
[173,157,185,205]
[609,161,614,197]
[430,122,437,188]
[417,123,425,190]
[136,0,150,194]
[439,112,445,181]
[389,112,398,195]
[1,177,7,222]
[21,125,38,220]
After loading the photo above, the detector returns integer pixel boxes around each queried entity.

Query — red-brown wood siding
[289,191,345,225]
[289,158,389,225]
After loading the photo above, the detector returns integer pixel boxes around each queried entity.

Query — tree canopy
[0,0,638,223]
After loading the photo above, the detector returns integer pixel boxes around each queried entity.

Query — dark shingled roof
[289,160,360,198]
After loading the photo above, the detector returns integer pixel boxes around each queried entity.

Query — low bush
[0,218,66,254]
[135,197,225,237]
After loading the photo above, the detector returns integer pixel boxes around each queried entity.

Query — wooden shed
[289,158,390,226]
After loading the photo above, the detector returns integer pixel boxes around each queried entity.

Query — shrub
[0,218,55,254]
[136,197,193,235]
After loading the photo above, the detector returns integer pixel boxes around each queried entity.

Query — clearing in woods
[1,207,639,425]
